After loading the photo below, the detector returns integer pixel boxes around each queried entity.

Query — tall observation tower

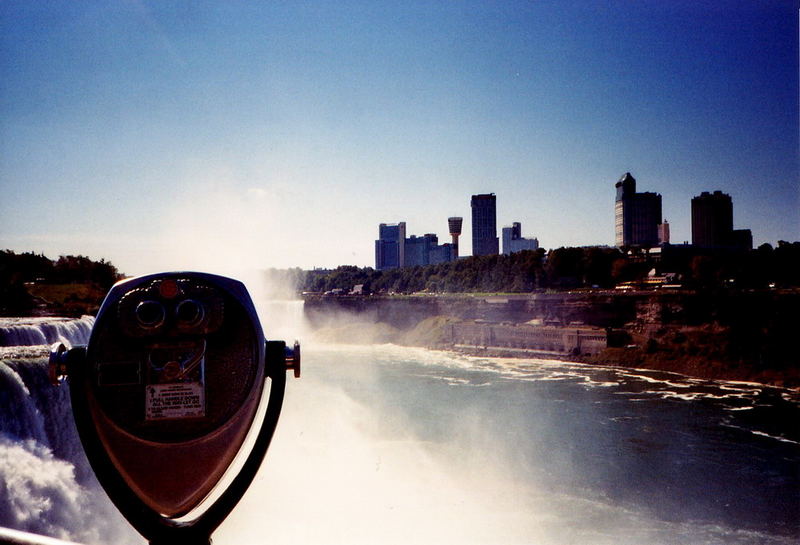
[448,217,463,259]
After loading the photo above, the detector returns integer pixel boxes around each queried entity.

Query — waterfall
[0,317,139,544]
[0,317,95,348]
[255,299,308,342]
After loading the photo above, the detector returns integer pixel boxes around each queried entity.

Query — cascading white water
[255,299,309,343]
[0,316,140,544]
[0,317,95,348]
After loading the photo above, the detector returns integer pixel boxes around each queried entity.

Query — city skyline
[1,2,797,277]
[375,179,755,271]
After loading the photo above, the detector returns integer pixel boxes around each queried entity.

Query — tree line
[1,250,122,314]
[299,241,800,295]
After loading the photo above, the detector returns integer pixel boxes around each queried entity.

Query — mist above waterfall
[117,175,367,278]
[217,368,551,545]
[216,344,800,545]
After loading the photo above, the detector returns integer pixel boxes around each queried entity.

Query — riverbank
[308,315,800,388]
[445,343,800,388]
[404,316,800,388]
[304,291,800,389]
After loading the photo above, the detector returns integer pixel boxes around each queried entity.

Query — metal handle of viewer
[286,341,301,378]
[48,343,86,386]
[265,340,301,379]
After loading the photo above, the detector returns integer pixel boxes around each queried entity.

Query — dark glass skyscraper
[614,173,662,248]
[691,191,733,247]
[404,233,438,267]
[691,191,752,250]
[374,222,406,270]
[471,193,499,256]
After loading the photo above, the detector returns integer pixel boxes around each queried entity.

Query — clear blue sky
[1,1,797,276]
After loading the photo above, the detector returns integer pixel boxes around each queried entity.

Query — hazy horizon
[2,2,798,277]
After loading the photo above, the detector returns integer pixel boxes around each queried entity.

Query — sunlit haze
[1,2,797,276]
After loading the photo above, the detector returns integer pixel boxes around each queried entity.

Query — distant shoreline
[303,290,800,389]
[441,343,798,389]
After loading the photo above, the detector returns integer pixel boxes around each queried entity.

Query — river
[1,315,798,544]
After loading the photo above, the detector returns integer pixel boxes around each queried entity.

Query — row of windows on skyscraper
[614,172,752,251]
[375,193,540,270]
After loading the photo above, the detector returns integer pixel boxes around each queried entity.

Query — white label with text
[146,382,205,420]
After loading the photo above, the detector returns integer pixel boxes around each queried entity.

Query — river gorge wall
[303,290,800,387]
[304,292,637,329]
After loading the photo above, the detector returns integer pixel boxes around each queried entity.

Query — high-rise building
[730,229,753,251]
[502,222,539,255]
[448,217,463,259]
[614,173,662,248]
[691,191,733,248]
[691,191,752,250]
[404,234,438,267]
[376,222,457,269]
[428,243,455,264]
[374,222,406,270]
[471,193,499,256]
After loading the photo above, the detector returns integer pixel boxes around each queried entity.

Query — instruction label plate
[146,382,205,420]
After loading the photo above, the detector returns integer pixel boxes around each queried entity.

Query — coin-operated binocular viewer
[50,272,300,545]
